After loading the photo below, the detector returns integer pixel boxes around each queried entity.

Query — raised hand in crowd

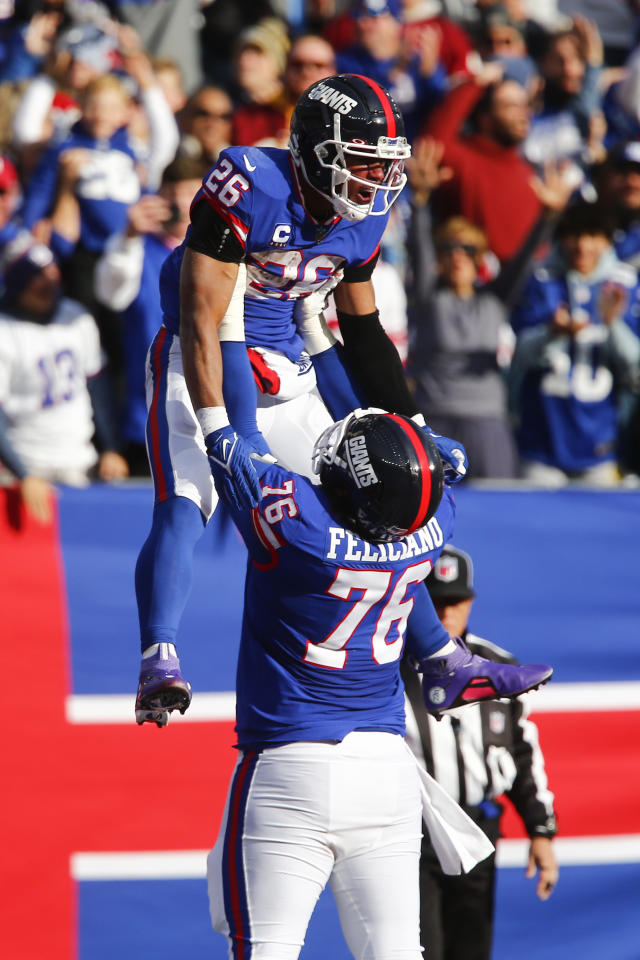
[529,160,575,217]
[586,110,608,165]
[572,14,604,69]
[502,0,527,20]
[23,10,62,59]
[49,147,90,246]
[111,21,145,57]
[58,146,92,184]
[550,303,588,337]
[471,58,504,87]
[120,49,157,91]
[600,280,629,326]
[124,193,174,237]
[30,216,52,245]
[405,136,453,206]
[416,23,442,79]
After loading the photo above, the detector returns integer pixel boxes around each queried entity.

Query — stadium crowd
[1,0,640,517]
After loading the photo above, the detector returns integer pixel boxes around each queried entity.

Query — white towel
[407,744,495,875]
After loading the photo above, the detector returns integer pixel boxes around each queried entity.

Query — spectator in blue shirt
[509,200,640,485]
[524,16,604,187]
[337,0,448,141]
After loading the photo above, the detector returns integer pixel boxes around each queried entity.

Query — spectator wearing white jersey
[20,72,164,393]
[0,237,128,523]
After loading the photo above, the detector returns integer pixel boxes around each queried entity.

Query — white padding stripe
[523,681,640,712]
[66,692,236,724]
[497,834,640,867]
[71,834,640,880]
[71,850,208,880]
[66,682,640,725]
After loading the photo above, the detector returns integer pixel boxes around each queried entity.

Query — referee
[402,545,559,960]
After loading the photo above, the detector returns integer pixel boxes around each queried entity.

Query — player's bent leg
[327,732,423,960]
[208,746,336,959]
[136,330,218,726]
[140,330,220,655]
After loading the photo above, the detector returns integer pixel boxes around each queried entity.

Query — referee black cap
[427,545,475,602]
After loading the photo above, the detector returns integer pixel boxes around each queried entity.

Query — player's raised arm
[179,246,266,510]
[333,271,409,415]
[179,249,236,411]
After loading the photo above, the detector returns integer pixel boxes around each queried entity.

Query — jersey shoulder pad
[252,466,310,548]
[204,147,291,203]
[200,147,290,247]
[345,213,388,269]
[224,145,287,178]
[435,485,456,544]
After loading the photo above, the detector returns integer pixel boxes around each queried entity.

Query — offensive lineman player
[194,409,550,958]
[135,75,469,721]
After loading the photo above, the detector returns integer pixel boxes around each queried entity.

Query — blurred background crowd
[2,0,640,520]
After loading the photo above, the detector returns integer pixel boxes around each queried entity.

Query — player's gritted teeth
[348,163,387,203]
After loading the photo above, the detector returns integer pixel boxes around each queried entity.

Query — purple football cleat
[420,636,552,718]
[135,642,192,728]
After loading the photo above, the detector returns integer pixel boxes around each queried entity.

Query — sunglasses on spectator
[288,59,336,70]
[192,108,233,121]
[438,241,479,256]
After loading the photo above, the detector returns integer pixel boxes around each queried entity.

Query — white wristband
[196,406,230,437]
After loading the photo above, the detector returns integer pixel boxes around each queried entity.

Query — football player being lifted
[134,75,474,723]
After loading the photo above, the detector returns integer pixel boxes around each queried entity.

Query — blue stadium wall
[2,484,639,960]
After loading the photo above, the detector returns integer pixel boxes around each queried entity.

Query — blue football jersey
[512,261,640,470]
[229,466,455,750]
[159,147,388,360]
[614,222,640,269]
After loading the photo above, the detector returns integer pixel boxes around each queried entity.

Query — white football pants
[207,731,423,960]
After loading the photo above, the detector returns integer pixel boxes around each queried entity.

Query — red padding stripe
[387,414,431,533]
[149,327,168,502]
[352,75,397,137]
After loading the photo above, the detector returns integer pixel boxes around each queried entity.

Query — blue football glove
[244,428,272,459]
[411,414,468,484]
[205,425,264,510]
[245,429,278,479]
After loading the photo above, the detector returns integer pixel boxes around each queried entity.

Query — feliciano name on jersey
[325,520,444,565]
